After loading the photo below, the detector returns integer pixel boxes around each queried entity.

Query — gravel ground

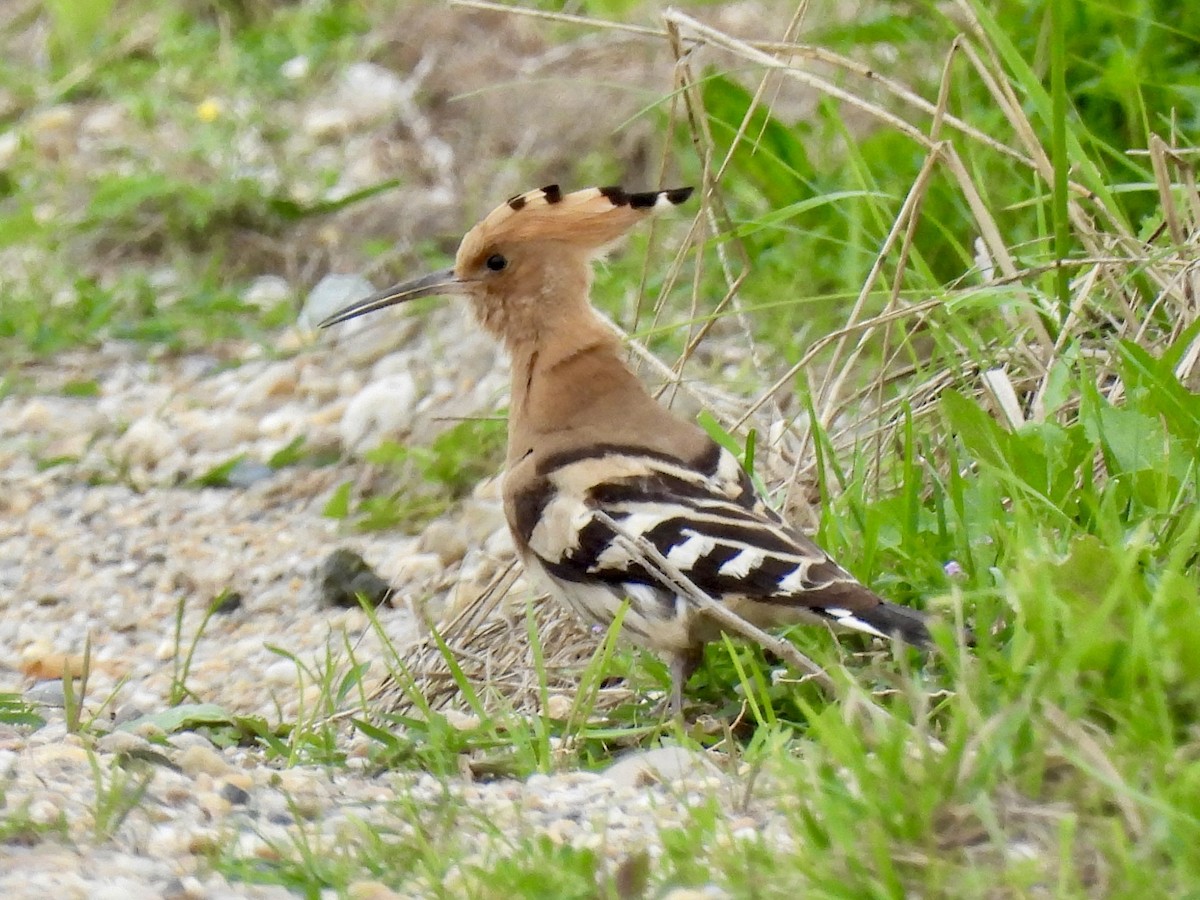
[0,299,785,898]
[0,6,804,892]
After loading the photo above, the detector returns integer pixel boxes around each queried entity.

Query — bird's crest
[460,184,694,258]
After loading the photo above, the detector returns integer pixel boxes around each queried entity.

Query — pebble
[298,273,376,332]
[219,780,252,805]
[81,103,126,139]
[24,679,67,707]
[166,732,218,753]
[257,404,309,440]
[281,56,310,81]
[29,104,79,157]
[315,548,393,609]
[603,746,724,790]
[113,416,180,469]
[28,796,64,825]
[238,361,300,408]
[176,745,232,778]
[244,275,291,310]
[302,62,415,141]
[96,730,149,756]
[180,410,259,453]
[263,658,299,687]
[26,742,90,771]
[339,372,418,451]
[443,709,481,731]
[544,693,573,719]
[416,519,469,564]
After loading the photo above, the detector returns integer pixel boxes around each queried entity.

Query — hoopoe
[322,184,933,714]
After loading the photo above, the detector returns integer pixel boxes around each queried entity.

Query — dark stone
[211,591,243,615]
[316,548,393,609]
[220,782,251,805]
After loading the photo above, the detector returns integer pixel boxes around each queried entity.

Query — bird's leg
[668,648,704,719]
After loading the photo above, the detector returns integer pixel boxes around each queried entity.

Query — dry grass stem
[367,5,1198,734]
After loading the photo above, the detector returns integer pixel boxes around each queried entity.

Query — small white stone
[96,730,150,756]
[244,274,291,310]
[146,823,189,859]
[602,746,723,789]
[339,372,418,451]
[114,416,180,468]
[81,103,126,137]
[238,361,300,408]
[369,351,415,381]
[297,367,347,403]
[339,62,412,121]
[544,817,578,845]
[299,273,376,331]
[544,694,573,719]
[1005,840,1040,861]
[443,709,480,731]
[264,658,298,687]
[461,500,507,545]
[258,404,307,440]
[196,789,231,818]
[387,552,444,592]
[27,796,62,825]
[24,680,66,707]
[29,105,77,151]
[181,410,259,453]
[177,744,232,777]
[416,520,469,565]
[303,107,355,140]
[660,889,727,900]
[281,56,310,80]
[483,526,515,556]
[167,731,219,753]
[15,397,102,436]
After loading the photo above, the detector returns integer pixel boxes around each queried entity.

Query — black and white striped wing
[511,442,930,646]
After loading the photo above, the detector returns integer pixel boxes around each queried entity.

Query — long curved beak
[317,268,466,328]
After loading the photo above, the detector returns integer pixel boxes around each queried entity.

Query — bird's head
[319,184,693,350]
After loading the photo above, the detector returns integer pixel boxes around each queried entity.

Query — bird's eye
[485,253,508,272]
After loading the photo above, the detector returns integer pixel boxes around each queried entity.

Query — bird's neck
[504,310,646,464]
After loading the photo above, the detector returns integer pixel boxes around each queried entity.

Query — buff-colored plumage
[321,184,932,714]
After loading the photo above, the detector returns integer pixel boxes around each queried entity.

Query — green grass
[324,418,508,532]
[4,0,1200,896]
[0,0,375,364]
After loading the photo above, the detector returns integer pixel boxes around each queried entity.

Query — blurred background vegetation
[3,1,1200,895]
[2,0,1195,359]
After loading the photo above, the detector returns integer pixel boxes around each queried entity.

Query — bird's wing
[510,441,928,643]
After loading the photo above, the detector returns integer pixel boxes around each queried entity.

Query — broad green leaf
[119,702,235,734]
[941,390,1012,471]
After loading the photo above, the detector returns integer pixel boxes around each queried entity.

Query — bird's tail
[826,600,936,648]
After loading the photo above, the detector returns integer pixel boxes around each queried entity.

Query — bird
[320,184,934,715]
